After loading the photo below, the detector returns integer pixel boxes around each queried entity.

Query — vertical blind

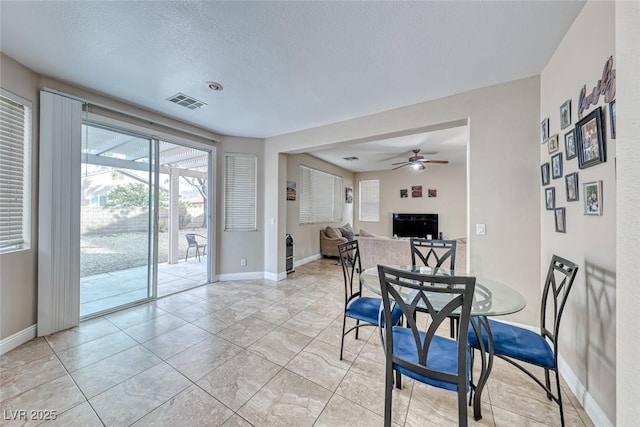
[0,90,31,253]
[299,165,343,224]
[224,153,257,231]
[359,179,380,222]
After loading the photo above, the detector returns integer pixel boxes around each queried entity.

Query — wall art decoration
[428,189,437,198]
[583,180,603,215]
[560,99,571,129]
[545,187,555,211]
[554,208,566,233]
[541,163,550,186]
[286,181,296,201]
[576,106,605,169]
[565,172,579,202]
[411,186,423,198]
[547,134,559,154]
[564,129,577,160]
[551,153,563,179]
[541,117,550,143]
[345,187,353,203]
[578,56,616,119]
[609,100,616,139]
[400,189,408,198]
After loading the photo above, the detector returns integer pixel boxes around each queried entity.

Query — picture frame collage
[541,87,612,232]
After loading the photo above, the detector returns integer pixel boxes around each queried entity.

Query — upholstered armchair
[320,226,348,257]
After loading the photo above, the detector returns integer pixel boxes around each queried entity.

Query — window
[224,153,257,231]
[299,165,343,224]
[0,89,32,253]
[359,179,380,222]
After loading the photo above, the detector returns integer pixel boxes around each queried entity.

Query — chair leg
[458,387,468,427]
[545,368,552,400]
[355,319,360,340]
[395,369,402,389]
[196,247,201,262]
[555,369,566,427]
[384,362,394,427]
[185,248,189,262]
[340,315,347,360]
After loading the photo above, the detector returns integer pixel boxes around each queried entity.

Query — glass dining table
[360,265,526,421]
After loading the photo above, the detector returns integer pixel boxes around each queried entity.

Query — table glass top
[360,265,526,317]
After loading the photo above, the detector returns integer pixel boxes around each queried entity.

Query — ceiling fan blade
[424,160,449,164]
[393,164,410,170]
[391,161,409,166]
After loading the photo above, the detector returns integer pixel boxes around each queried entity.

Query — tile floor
[1,259,595,426]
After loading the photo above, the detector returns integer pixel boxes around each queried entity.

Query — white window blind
[0,89,31,253]
[224,153,257,231]
[299,165,343,224]
[359,179,380,222]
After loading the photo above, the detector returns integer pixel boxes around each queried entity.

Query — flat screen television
[392,213,438,238]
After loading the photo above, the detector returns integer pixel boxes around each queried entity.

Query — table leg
[469,316,494,421]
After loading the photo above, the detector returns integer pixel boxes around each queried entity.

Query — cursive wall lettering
[578,56,616,119]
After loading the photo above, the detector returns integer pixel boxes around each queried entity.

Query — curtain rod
[42,87,220,143]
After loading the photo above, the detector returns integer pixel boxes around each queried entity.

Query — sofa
[357,235,467,271]
[319,226,348,257]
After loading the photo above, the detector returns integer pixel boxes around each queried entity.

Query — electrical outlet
[240,258,247,266]
[476,224,486,235]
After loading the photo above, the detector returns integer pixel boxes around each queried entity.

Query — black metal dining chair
[467,255,578,427]
[410,238,458,337]
[378,265,476,427]
[337,240,402,360]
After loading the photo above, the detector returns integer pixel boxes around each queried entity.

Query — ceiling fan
[391,149,449,170]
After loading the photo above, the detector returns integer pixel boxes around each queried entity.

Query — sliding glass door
[80,124,156,317]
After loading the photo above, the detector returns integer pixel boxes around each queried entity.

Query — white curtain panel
[38,91,82,336]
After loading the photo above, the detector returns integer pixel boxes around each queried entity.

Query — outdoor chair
[467,255,578,427]
[410,238,458,337]
[377,265,476,427]
[337,240,402,360]
[185,233,207,262]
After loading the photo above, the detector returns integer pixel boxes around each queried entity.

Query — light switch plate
[476,224,486,235]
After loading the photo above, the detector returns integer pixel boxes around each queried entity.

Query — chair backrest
[337,240,362,306]
[410,238,457,270]
[186,234,198,246]
[540,255,579,353]
[377,265,475,389]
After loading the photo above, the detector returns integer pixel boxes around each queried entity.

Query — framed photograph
[545,187,555,210]
[547,134,559,154]
[541,163,550,186]
[411,185,422,198]
[554,208,566,233]
[560,99,571,129]
[551,153,563,179]
[541,117,550,143]
[428,189,437,198]
[576,106,606,169]
[400,189,408,198]
[286,181,296,201]
[565,172,579,202]
[564,129,577,160]
[345,187,353,203]
[583,180,603,215]
[609,100,616,139]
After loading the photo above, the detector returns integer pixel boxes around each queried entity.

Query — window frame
[299,165,343,225]
[359,179,380,222]
[224,152,258,232]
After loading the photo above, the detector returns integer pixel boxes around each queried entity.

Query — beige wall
[616,2,640,425]
[0,55,40,339]
[265,76,541,325]
[354,163,467,240]
[540,1,615,424]
[285,153,355,262]
[217,136,265,277]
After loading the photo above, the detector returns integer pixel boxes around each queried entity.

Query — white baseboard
[294,254,321,267]
[217,271,264,281]
[488,319,611,427]
[557,355,613,427]
[264,271,287,281]
[1,324,37,355]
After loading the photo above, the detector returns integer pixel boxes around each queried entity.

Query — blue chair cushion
[346,297,402,326]
[392,327,470,392]
[467,319,555,369]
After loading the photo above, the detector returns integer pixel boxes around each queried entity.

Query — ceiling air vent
[343,156,359,161]
[167,93,207,110]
